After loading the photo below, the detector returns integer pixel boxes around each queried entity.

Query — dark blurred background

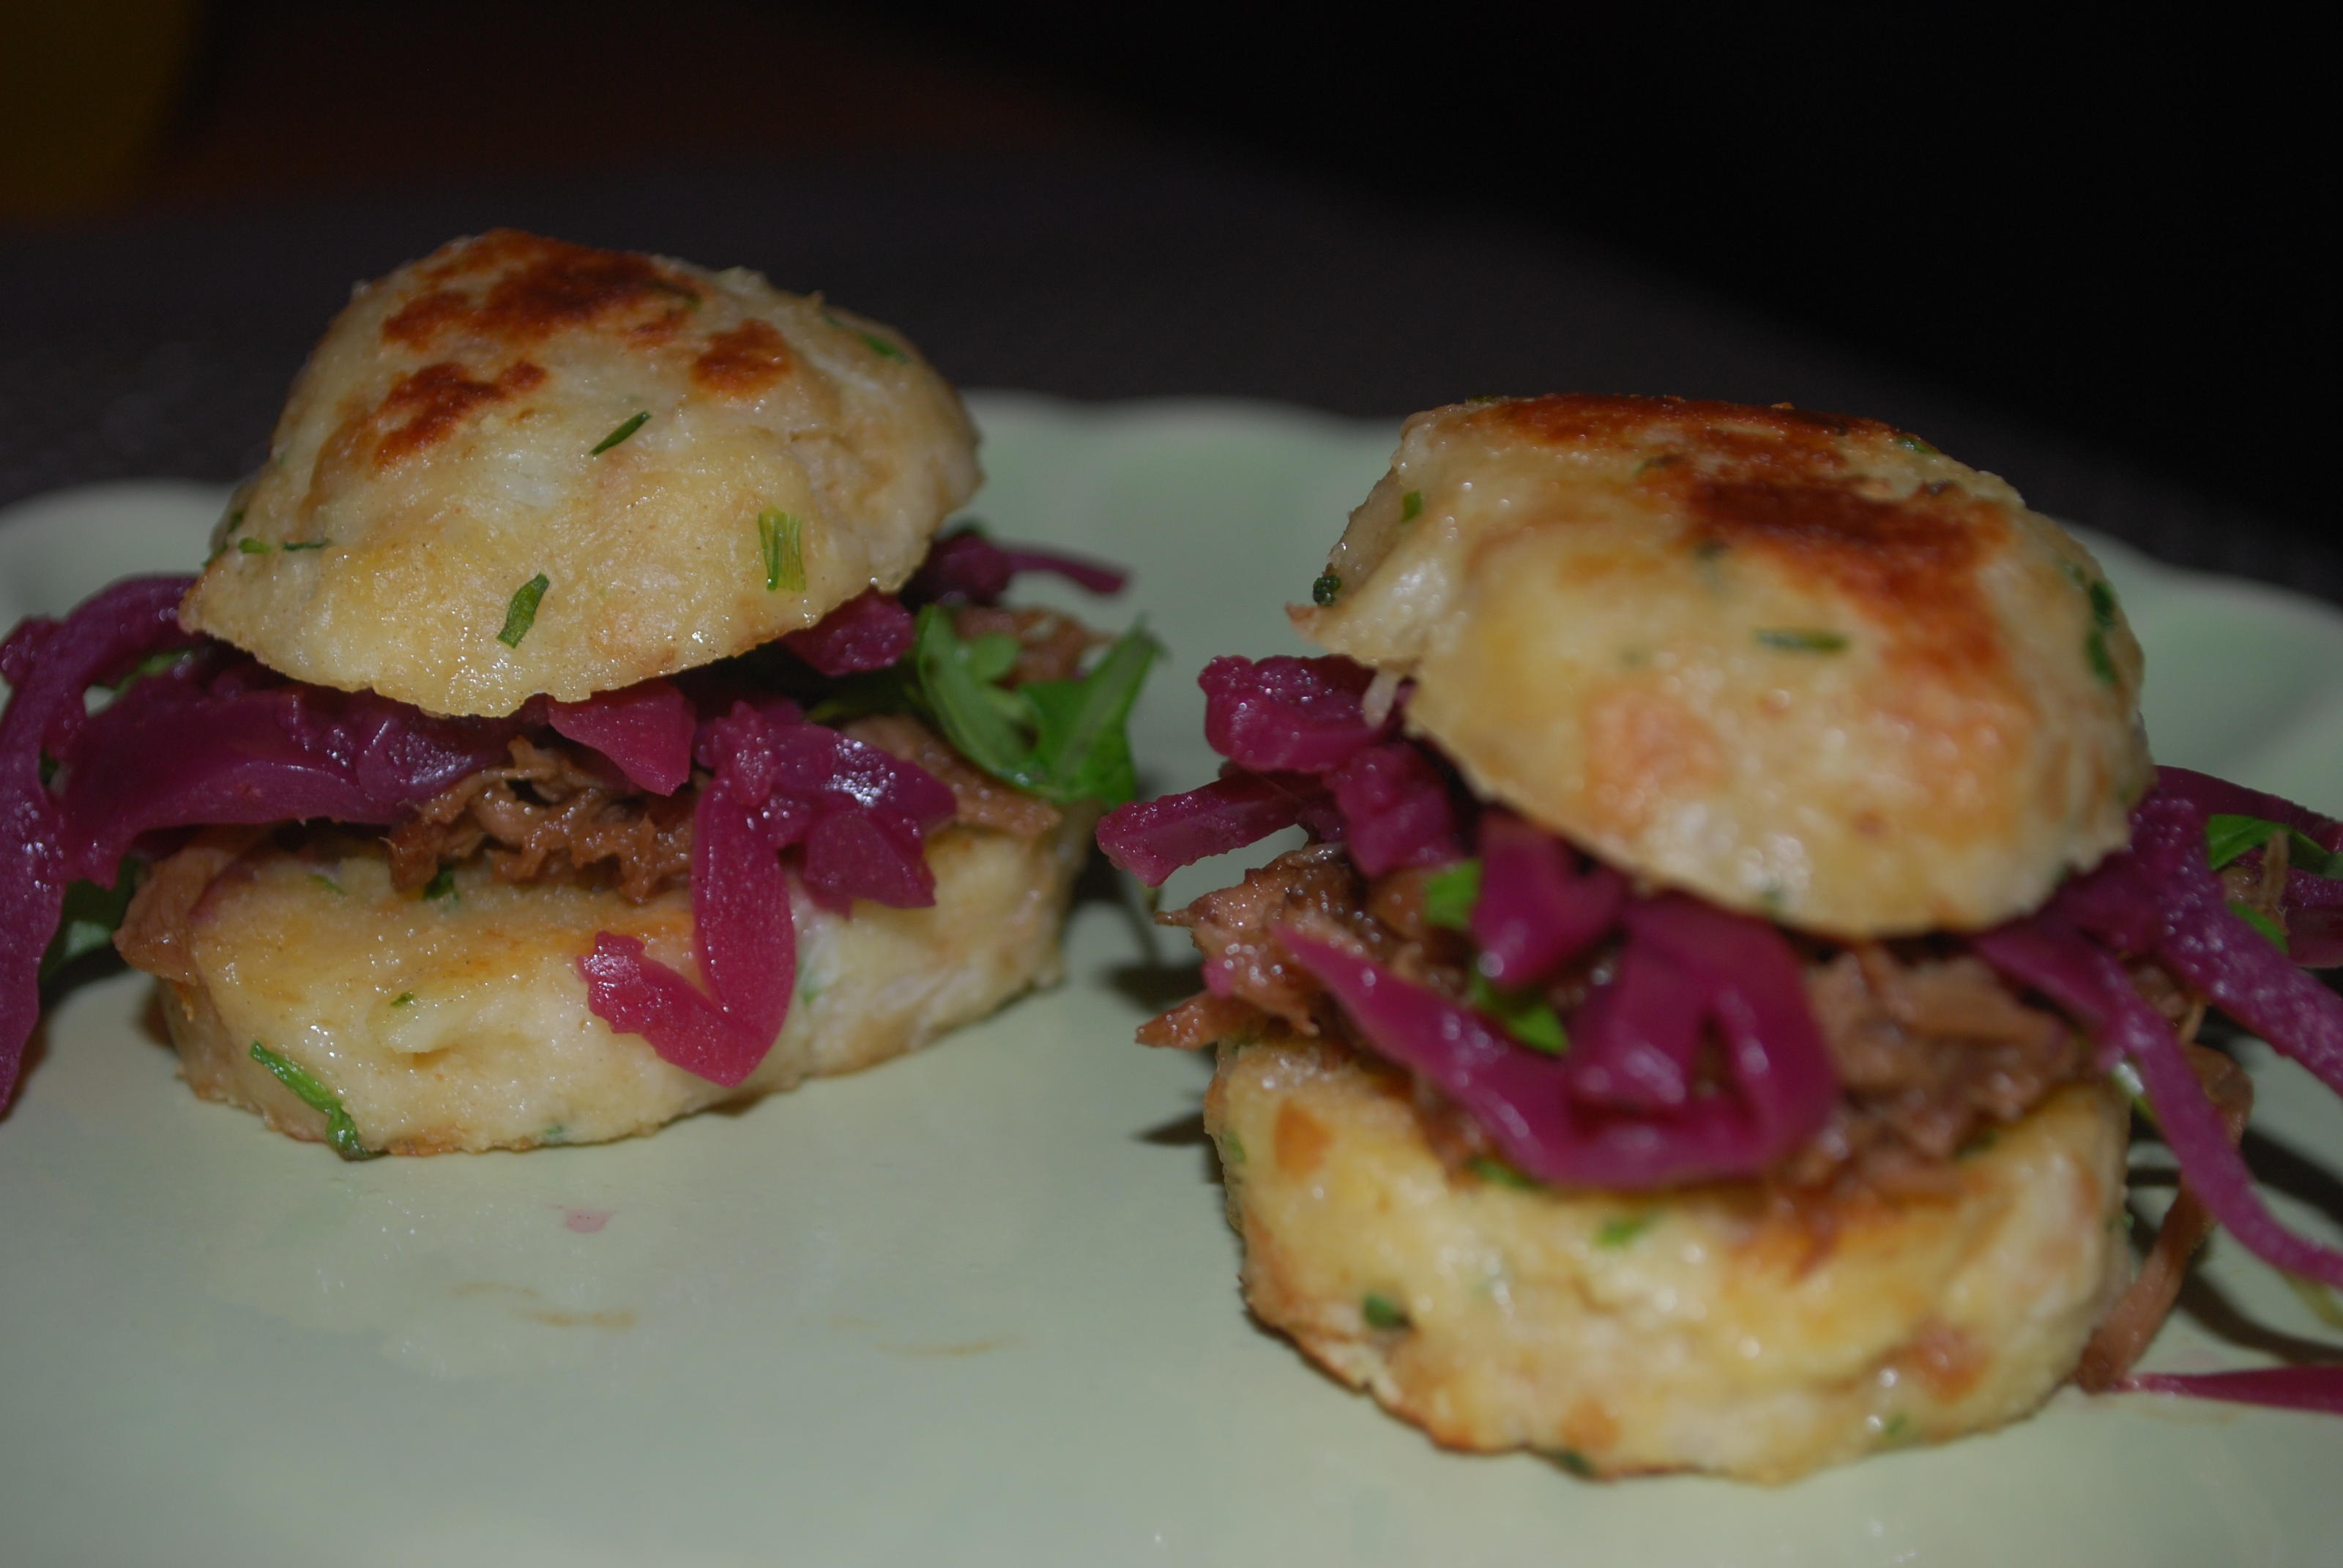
[0,1,2326,586]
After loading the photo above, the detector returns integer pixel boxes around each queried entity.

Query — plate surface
[1,393,2338,1567]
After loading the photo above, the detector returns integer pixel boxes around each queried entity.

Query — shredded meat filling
[1138,842,2253,1193]
[384,736,694,902]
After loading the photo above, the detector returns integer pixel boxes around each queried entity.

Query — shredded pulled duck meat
[384,736,695,902]
[1140,843,2279,1192]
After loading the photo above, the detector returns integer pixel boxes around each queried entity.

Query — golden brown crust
[1295,395,2152,936]
[180,230,978,717]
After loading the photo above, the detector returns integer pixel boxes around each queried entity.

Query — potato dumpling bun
[1,232,1155,1157]
[182,228,980,717]
[1296,395,2150,936]
[1100,393,2343,1481]
[1209,1028,2126,1483]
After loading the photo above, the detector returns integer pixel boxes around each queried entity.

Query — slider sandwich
[1099,394,2343,1482]
[1,230,1152,1155]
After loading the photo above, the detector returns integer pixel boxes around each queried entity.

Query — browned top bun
[1294,395,2150,936]
[181,230,979,717]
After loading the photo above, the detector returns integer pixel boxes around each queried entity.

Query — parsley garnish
[2205,813,2341,877]
[1468,971,1568,1053]
[1595,1214,1653,1247]
[1423,859,1482,930]
[1401,489,1423,522]
[280,539,329,551]
[247,1040,379,1160]
[2230,901,2288,952]
[1217,1130,1246,1166]
[1893,433,1938,455]
[1548,1449,1598,1477]
[390,991,417,1008]
[1755,628,1849,654]
[759,509,806,592]
[1310,570,1341,606]
[422,865,458,901]
[37,865,140,986]
[591,411,650,455]
[498,573,549,647]
[1361,1293,1410,1331]
[237,537,270,555]
[308,873,343,895]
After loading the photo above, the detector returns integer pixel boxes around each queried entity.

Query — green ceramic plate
[1,394,2336,1566]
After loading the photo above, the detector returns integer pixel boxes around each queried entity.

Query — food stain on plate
[562,1206,613,1233]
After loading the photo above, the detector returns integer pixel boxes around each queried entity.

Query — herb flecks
[1594,1214,1654,1248]
[281,539,329,551]
[1400,489,1424,522]
[390,991,417,1008]
[422,865,458,902]
[237,537,270,555]
[1893,433,1939,455]
[2086,627,2118,687]
[759,509,806,592]
[1310,570,1342,607]
[591,411,650,455]
[247,1040,379,1160]
[1361,1293,1411,1332]
[1754,628,1849,654]
[821,308,910,362]
[1548,1448,1598,1478]
[1467,1154,1538,1190]
[498,574,549,647]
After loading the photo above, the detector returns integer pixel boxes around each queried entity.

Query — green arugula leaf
[1423,859,1482,930]
[39,865,141,985]
[498,573,549,647]
[1021,623,1155,805]
[909,606,1158,807]
[247,1040,379,1160]
[914,604,1039,785]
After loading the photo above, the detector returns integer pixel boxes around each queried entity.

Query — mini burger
[0,230,1151,1157]
[1098,394,2343,1482]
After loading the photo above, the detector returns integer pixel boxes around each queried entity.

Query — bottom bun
[1205,1029,2128,1483]
[149,815,1093,1154]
